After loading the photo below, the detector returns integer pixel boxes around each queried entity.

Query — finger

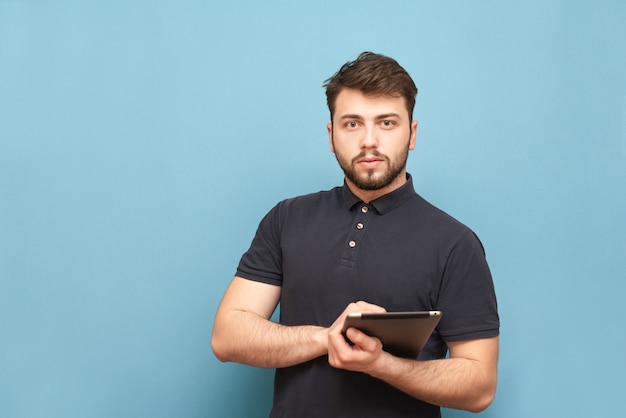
[345,327,382,353]
[353,301,387,313]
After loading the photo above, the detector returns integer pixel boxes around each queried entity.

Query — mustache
[351,150,387,164]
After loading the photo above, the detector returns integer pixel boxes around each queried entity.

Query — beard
[334,147,409,191]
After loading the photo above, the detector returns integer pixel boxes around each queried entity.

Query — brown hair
[323,51,418,121]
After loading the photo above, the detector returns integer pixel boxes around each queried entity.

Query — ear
[327,122,335,153]
[409,120,418,150]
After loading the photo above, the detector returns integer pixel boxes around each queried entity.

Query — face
[327,88,417,200]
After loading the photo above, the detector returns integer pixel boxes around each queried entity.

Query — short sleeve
[436,230,500,342]
[235,203,284,286]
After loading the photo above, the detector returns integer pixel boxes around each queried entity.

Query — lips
[355,156,384,170]
[358,156,383,163]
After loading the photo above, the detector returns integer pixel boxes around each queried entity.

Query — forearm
[212,309,328,368]
[367,353,495,412]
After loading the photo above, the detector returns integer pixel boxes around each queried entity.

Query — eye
[347,121,358,128]
[381,120,393,127]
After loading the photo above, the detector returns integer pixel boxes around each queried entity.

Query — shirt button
[348,240,356,248]
[356,223,364,230]
[361,206,369,213]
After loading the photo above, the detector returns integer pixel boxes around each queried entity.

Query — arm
[211,276,328,368]
[328,314,499,412]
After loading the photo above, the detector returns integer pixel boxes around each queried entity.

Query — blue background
[1,1,625,417]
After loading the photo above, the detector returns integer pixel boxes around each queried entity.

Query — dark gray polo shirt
[236,174,499,418]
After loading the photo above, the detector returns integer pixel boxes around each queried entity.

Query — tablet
[341,311,442,358]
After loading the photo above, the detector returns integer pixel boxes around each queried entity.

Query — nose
[360,125,378,149]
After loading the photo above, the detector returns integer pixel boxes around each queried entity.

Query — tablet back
[342,311,442,358]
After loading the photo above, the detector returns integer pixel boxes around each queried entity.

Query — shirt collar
[341,173,416,215]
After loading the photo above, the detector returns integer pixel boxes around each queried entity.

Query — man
[211,52,499,417]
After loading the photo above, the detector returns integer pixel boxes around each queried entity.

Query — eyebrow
[338,112,402,121]
[338,114,363,121]
[375,113,402,120]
